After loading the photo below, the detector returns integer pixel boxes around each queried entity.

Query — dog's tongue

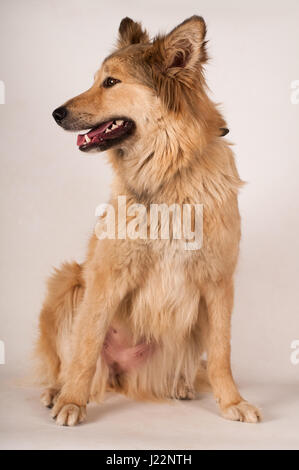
[77,120,114,147]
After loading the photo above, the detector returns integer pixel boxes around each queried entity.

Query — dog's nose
[52,106,67,123]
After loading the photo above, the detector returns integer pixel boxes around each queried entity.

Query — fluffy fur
[35,16,261,425]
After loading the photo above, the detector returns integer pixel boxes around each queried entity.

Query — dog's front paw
[221,400,262,423]
[51,397,87,426]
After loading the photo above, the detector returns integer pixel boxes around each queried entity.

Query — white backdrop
[0,0,298,449]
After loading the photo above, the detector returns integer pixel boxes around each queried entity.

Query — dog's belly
[102,323,154,375]
[101,250,201,377]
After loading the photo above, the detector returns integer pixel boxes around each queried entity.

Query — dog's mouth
[77,118,135,152]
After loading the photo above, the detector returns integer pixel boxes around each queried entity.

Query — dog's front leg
[51,240,143,426]
[205,279,261,423]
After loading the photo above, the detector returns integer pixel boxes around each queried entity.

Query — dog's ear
[151,16,207,73]
[144,16,207,112]
[118,17,149,48]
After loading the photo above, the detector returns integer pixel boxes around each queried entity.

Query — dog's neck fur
[108,100,243,209]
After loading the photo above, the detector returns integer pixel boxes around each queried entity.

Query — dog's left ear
[151,16,207,73]
[118,17,149,48]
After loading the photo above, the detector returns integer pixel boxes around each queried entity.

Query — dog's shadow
[86,393,138,424]
[84,382,298,426]
[85,391,207,426]
[199,381,299,424]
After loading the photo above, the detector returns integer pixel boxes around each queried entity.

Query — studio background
[0,0,298,450]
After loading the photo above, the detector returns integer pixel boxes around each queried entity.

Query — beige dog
[35,16,261,426]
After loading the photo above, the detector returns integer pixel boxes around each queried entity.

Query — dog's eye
[103,77,121,88]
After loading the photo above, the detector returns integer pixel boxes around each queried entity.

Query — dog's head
[52,16,222,154]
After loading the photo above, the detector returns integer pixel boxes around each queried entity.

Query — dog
[35,16,261,426]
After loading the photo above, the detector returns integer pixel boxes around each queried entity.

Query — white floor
[0,373,298,450]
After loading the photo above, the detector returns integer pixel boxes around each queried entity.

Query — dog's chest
[131,244,201,337]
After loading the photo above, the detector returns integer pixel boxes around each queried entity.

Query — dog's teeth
[85,135,91,143]
[112,124,118,129]
[106,128,111,133]
[116,120,123,126]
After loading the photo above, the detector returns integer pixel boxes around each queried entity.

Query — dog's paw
[221,400,262,423]
[40,387,59,409]
[176,388,196,400]
[51,398,87,426]
[171,377,196,400]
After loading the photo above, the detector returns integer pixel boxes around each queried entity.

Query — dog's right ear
[117,17,149,48]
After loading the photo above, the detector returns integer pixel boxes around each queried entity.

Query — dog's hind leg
[40,386,60,409]
[194,360,211,393]
[171,360,211,400]
[170,375,196,400]
[35,262,84,409]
